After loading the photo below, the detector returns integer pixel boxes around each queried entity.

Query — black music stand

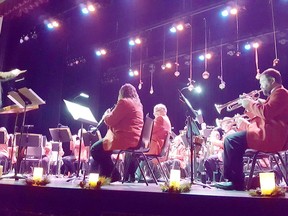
[179,90,210,188]
[14,133,42,174]
[49,127,72,176]
[3,87,45,180]
[64,100,98,180]
[0,131,5,144]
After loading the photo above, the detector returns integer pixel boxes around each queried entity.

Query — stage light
[252,42,259,49]
[244,43,251,50]
[88,4,96,12]
[133,70,139,76]
[79,93,89,98]
[82,8,89,14]
[165,62,172,69]
[230,8,238,15]
[206,53,212,59]
[24,35,29,41]
[19,38,24,44]
[161,64,166,70]
[198,55,205,61]
[95,49,107,56]
[195,86,202,93]
[221,10,229,17]
[169,26,177,33]
[202,71,210,79]
[128,40,135,46]
[45,19,60,30]
[134,38,141,45]
[128,69,134,77]
[176,24,184,31]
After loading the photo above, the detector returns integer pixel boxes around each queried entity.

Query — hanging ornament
[149,85,154,94]
[219,81,226,90]
[174,32,180,77]
[138,80,143,90]
[270,0,279,67]
[202,18,209,79]
[202,71,210,79]
[150,69,154,94]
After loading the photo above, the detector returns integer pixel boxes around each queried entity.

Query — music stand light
[49,127,72,176]
[64,100,98,179]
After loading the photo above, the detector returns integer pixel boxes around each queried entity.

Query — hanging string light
[218,44,226,90]
[174,32,180,77]
[270,0,279,66]
[235,2,241,56]
[161,27,166,70]
[202,18,210,79]
[138,44,143,90]
[187,16,194,91]
[253,42,261,79]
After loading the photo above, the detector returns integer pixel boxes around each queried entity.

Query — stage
[0,176,287,216]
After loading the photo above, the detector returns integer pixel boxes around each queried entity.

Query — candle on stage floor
[33,167,43,181]
[169,169,180,188]
[89,173,99,187]
[259,172,276,195]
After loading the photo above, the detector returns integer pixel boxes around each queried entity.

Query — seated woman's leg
[91,140,120,180]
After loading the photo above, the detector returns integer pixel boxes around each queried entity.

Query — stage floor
[0,175,287,216]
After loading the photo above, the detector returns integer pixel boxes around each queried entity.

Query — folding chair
[111,114,156,186]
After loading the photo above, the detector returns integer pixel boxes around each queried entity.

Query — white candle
[259,172,275,195]
[33,167,43,181]
[89,173,99,187]
[169,169,180,188]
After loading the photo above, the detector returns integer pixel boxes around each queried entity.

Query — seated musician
[62,129,89,176]
[137,103,171,182]
[163,129,189,178]
[204,118,236,182]
[0,127,10,170]
[42,141,64,175]
[215,68,288,191]
[90,83,144,182]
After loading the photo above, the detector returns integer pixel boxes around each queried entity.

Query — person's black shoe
[214,181,245,191]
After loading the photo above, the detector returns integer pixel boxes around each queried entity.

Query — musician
[147,104,171,155]
[90,83,144,182]
[0,127,10,169]
[204,118,236,182]
[62,129,89,176]
[0,69,25,107]
[216,68,288,190]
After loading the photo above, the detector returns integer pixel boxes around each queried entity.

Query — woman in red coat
[90,83,143,181]
[216,68,288,190]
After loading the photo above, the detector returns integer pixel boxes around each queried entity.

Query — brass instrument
[215,114,248,127]
[214,90,262,114]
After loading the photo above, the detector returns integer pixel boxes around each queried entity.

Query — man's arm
[0,69,26,81]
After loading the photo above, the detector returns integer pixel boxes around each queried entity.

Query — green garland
[79,176,111,189]
[249,186,286,197]
[160,183,191,193]
[25,176,51,186]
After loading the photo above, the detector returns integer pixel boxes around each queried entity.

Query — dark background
[0,0,287,139]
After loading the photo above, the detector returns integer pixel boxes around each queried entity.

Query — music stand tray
[14,133,42,147]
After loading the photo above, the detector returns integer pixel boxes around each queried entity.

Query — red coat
[147,115,171,155]
[103,98,143,150]
[246,86,288,152]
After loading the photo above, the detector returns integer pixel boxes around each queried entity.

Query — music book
[8,87,45,108]
[49,128,72,143]
[64,100,98,125]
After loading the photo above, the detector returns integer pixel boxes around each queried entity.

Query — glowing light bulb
[161,64,166,70]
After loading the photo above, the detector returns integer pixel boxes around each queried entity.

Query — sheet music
[18,87,46,105]
[64,100,98,125]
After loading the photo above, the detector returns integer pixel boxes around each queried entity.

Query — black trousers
[223,131,247,186]
[90,139,114,177]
